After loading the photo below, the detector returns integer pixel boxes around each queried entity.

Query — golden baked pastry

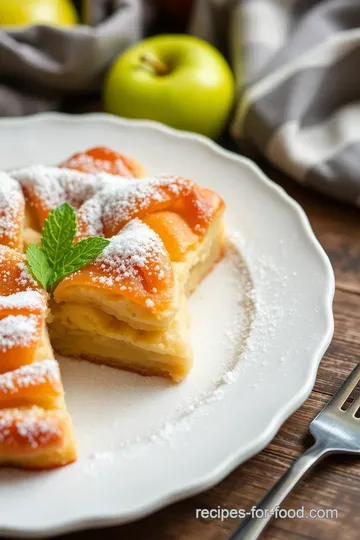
[0,146,225,469]
[0,242,76,469]
[59,146,145,178]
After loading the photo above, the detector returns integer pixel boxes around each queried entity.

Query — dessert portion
[10,148,225,385]
[50,219,193,381]
[0,245,76,469]
[0,145,225,469]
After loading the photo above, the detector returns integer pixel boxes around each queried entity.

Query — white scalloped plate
[0,113,334,537]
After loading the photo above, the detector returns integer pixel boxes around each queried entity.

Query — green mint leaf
[29,202,110,294]
[41,202,77,270]
[26,244,53,290]
[49,237,110,287]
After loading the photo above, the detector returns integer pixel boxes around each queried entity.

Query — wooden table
[40,163,360,539]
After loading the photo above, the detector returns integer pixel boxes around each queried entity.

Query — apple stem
[140,53,169,76]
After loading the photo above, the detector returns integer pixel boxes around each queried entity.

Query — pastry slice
[54,219,181,330]
[0,246,76,469]
[49,219,193,381]
[10,150,225,386]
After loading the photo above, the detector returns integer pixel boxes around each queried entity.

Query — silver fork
[229,362,360,540]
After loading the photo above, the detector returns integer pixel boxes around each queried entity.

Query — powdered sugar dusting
[15,262,37,289]
[92,219,168,284]
[0,359,61,394]
[0,172,24,247]
[11,166,215,243]
[77,174,191,237]
[0,291,46,312]
[77,194,105,237]
[11,166,64,211]
[193,196,214,234]
[0,406,62,448]
[92,275,114,287]
[11,166,105,212]
[100,175,189,232]
[61,151,132,177]
[0,314,40,352]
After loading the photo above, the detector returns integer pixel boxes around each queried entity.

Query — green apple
[0,0,78,27]
[103,35,235,140]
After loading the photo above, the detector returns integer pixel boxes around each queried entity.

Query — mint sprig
[41,201,77,269]
[26,202,110,294]
[26,244,52,290]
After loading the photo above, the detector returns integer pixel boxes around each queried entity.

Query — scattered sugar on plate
[79,240,258,471]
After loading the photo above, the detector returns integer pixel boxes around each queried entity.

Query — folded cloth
[0,0,142,116]
[2,0,359,204]
[191,0,360,205]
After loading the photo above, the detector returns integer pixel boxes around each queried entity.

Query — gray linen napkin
[191,0,360,204]
[0,0,142,115]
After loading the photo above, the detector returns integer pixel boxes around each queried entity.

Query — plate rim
[0,113,335,537]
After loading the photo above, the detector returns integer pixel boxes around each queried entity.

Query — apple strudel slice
[0,245,76,469]
[11,148,225,383]
[49,219,192,381]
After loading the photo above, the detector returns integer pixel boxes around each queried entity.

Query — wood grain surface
[25,163,360,539]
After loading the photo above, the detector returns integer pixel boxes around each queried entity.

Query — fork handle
[229,440,329,540]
